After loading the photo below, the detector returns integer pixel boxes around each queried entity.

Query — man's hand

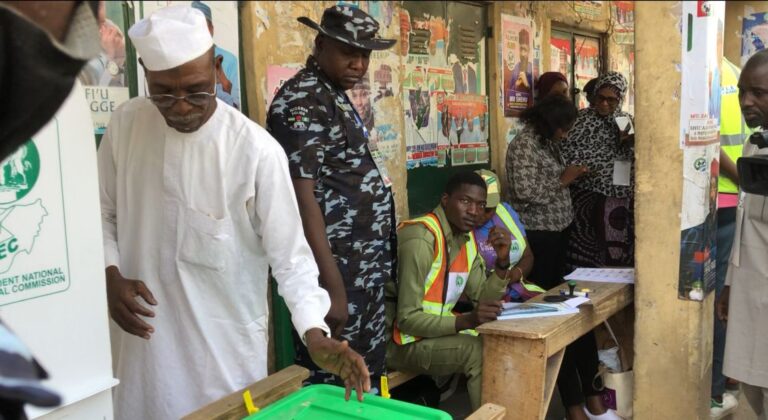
[456,300,503,331]
[106,266,157,339]
[215,55,233,94]
[717,286,730,322]
[488,227,511,267]
[305,328,371,401]
[325,287,349,339]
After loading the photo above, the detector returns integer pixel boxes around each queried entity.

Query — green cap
[475,169,500,208]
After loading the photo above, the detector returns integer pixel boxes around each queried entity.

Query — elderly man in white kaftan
[98,6,369,420]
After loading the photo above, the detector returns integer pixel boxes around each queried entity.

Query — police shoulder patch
[288,106,310,131]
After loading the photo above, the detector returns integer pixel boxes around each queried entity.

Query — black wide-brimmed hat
[298,5,396,51]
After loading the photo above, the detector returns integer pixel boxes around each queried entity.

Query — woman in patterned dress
[561,72,635,271]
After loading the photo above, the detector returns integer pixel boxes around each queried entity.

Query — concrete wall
[633,2,711,417]
[240,1,634,219]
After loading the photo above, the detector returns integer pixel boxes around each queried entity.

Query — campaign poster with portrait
[502,14,535,117]
[677,0,724,301]
[135,1,241,110]
[79,1,131,135]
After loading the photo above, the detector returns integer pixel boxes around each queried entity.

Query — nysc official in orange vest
[384,171,516,410]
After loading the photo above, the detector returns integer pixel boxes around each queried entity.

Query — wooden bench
[182,365,309,420]
[477,280,634,419]
[386,370,418,389]
[467,403,507,420]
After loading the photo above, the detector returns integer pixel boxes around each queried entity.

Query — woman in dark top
[506,96,620,420]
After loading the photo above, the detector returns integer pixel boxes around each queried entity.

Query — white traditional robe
[98,98,330,419]
[724,141,768,388]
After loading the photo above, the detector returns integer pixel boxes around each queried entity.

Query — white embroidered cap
[128,5,213,71]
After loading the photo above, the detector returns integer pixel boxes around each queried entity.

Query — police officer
[267,6,396,391]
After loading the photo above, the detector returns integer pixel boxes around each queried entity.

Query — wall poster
[677,0,724,301]
[502,14,535,117]
[79,1,131,135]
[741,10,768,66]
[401,1,489,169]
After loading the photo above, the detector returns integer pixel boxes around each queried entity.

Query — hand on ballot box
[305,328,371,402]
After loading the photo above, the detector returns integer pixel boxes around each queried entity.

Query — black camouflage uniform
[266,6,396,391]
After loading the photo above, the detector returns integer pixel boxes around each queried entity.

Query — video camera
[738,131,768,196]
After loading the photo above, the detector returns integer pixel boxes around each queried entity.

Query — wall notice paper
[574,0,603,18]
[564,268,635,284]
[498,302,579,320]
[677,0,724,301]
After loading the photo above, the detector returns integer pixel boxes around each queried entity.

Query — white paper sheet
[563,268,635,284]
[613,160,631,186]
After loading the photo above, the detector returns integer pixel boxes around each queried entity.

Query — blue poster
[742,12,768,66]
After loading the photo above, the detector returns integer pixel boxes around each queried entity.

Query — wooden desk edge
[466,403,507,420]
[477,284,634,338]
[182,365,309,420]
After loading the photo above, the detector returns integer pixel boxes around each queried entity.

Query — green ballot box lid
[243,384,451,419]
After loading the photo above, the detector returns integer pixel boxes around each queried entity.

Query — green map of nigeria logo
[456,275,465,287]
[0,142,39,204]
[0,141,47,275]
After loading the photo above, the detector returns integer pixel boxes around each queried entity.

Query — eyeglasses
[146,71,217,109]
[148,90,216,109]
[595,94,620,106]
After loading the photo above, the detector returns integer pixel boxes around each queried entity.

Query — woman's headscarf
[593,71,628,109]
[537,72,568,98]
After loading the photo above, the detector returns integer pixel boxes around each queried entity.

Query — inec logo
[693,157,707,172]
[0,142,40,204]
[0,141,46,275]
[456,275,465,287]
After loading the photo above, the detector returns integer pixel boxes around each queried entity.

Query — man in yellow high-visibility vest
[712,57,748,417]
[385,171,513,410]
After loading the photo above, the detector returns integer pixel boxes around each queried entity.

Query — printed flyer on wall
[677,0,724,301]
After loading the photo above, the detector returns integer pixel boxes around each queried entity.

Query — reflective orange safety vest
[393,213,479,345]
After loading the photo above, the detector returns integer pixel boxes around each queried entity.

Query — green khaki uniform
[385,206,508,409]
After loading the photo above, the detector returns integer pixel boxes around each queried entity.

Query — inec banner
[0,131,66,303]
[1,84,117,419]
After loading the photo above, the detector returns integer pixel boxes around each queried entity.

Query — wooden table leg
[482,335,562,419]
